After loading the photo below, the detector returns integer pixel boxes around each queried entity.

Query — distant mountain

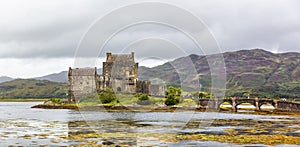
[1,49,299,98]
[33,69,103,83]
[139,49,300,98]
[0,79,67,98]
[34,71,68,83]
[0,76,14,83]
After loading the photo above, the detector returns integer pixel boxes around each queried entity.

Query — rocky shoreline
[31,103,300,116]
[30,103,207,112]
[31,104,79,110]
[30,103,274,112]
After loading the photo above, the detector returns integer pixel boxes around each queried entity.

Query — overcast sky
[0,0,299,78]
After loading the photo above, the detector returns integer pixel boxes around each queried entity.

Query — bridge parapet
[234,98,256,105]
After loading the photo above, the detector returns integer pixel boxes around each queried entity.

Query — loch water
[0,102,299,146]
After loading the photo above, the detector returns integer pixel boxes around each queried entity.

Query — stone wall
[110,79,136,93]
[276,101,300,112]
[96,75,105,92]
[136,80,150,94]
[149,84,165,97]
[68,67,97,103]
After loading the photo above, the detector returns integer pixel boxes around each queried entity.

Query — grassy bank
[78,94,197,107]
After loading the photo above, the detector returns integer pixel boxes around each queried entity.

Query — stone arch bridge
[197,98,300,112]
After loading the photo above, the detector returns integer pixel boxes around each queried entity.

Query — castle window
[117,87,121,92]
[128,78,134,85]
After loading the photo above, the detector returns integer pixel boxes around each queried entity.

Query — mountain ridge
[34,71,68,83]
[0,79,67,98]
[0,49,299,98]
[139,49,300,97]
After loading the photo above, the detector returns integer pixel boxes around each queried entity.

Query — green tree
[165,86,182,97]
[176,88,182,96]
[195,91,213,99]
[199,92,205,99]
[98,87,116,104]
[165,94,179,106]
[164,86,181,106]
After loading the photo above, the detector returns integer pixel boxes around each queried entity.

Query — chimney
[106,52,111,61]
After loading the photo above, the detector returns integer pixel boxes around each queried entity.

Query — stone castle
[68,52,165,103]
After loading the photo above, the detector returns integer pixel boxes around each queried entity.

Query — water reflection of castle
[68,52,165,103]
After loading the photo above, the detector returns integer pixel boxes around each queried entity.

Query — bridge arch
[234,98,256,112]
[218,99,233,111]
[258,99,276,111]
[258,102,275,110]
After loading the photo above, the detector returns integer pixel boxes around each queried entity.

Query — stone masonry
[68,52,165,103]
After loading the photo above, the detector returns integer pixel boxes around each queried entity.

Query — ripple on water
[1,102,300,146]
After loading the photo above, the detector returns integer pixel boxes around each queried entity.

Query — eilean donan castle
[68,52,165,103]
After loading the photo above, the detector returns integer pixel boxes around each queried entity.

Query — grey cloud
[101,23,203,59]
[194,0,300,52]
[0,0,109,58]
[0,0,299,59]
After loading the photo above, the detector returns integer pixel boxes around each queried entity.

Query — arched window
[117,87,121,92]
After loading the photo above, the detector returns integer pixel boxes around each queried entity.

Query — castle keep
[68,52,165,103]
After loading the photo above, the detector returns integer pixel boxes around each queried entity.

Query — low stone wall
[275,101,300,112]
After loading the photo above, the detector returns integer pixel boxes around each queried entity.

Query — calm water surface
[0,102,299,147]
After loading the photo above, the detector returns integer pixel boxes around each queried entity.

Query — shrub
[138,94,149,101]
[164,94,179,106]
[50,98,61,104]
[137,94,152,105]
[98,87,116,104]
[134,93,142,98]
[192,91,214,99]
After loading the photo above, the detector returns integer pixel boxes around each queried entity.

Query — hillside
[139,49,300,98]
[32,69,102,83]
[0,79,67,98]
[34,71,68,83]
[0,76,14,83]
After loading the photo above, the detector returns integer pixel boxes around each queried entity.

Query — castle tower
[102,52,138,93]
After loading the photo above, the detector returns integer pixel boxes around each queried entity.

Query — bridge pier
[232,98,237,112]
[255,98,260,111]
[206,99,222,111]
[273,100,278,109]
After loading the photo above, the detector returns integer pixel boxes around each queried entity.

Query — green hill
[0,79,67,98]
[139,49,300,98]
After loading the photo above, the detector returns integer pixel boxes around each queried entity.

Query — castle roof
[106,52,135,63]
